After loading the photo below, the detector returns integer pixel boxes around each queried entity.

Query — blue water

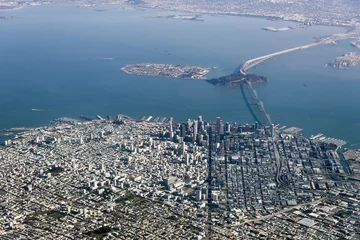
[1,5,359,146]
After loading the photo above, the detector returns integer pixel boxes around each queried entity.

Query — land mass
[0,114,358,239]
[121,63,210,79]
[206,72,267,86]
[331,52,360,70]
[261,23,310,32]
[3,0,360,27]
[0,16,15,20]
[148,14,204,22]
[350,40,360,49]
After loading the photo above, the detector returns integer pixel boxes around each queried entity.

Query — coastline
[1,4,358,149]
[0,112,352,151]
[0,2,356,31]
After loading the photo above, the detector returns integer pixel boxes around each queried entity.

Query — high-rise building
[199,120,204,131]
[225,122,231,133]
[216,117,224,135]
[169,119,173,133]
[187,119,192,130]
[196,190,202,201]
[180,124,186,138]
[204,132,209,143]
[182,142,186,154]
[216,117,221,126]
[193,120,198,142]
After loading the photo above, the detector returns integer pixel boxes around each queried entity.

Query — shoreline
[120,63,211,80]
[0,2,356,31]
[0,113,352,151]
[0,3,358,149]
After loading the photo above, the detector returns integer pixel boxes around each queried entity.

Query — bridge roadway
[239,38,340,125]
[240,42,322,75]
[240,25,360,75]
[244,80,272,126]
[239,28,360,125]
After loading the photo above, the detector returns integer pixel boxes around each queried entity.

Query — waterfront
[0,5,359,146]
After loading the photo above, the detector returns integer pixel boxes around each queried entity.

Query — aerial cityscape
[1,115,360,239]
[1,0,360,239]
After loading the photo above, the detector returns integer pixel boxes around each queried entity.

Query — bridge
[239,42,323,127]
[239,27,360,126]
[240,25,360,75]
[238,28,360,189]
[239,42,321,127]
[243,80,272,126]
[239,39,334,125]
[240,42,321,75]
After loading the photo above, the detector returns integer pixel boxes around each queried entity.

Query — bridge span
[239,28,360,125]
[240,42,322,75]
[239,25,360,74]
[239,41,323,126]
[244,80,272,126]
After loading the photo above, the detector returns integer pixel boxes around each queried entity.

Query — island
[121,63,210,79]
[206,72,267,86]
[331,52,360,70]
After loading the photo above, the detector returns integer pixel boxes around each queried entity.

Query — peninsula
[0,114,358,239]
[121,63,210,79]
[350,40,360,49]
[148,14,204,22]
[261,23,310,32]
[331,52,360,70]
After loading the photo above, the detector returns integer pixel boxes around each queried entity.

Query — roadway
[240,42,321,75]
[244,80,272,126]
[239,27,360,128]
[240,27,360,75]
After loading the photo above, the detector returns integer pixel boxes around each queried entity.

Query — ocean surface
[1,5,359,147]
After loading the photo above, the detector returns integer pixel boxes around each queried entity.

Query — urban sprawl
[0,115,359,239]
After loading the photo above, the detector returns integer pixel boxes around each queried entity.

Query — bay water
[0,5,359,146]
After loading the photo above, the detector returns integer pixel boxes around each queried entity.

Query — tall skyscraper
[187,119,192,130]
[180,124,186,138]
[193,120,198,142]
[216,117,221,134]
[169,119,173,133]
[225,122,231,133]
